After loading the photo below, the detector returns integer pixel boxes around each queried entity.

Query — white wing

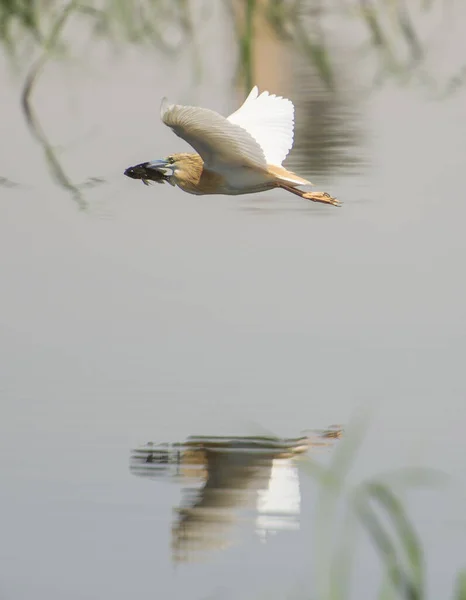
[227,86,295,167]
[255,458,300,537]
[160,98,267,173]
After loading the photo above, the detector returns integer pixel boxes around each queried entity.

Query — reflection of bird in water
[124,87,340,206]
[129,429,343,563]
[172,440,307,561]
[172,444,302,562]
[304,424,344,443]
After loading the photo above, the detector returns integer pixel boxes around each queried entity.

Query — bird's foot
[302,191,341,207]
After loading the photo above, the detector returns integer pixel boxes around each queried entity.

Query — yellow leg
[277,183,341,207]
[301,191,341,207]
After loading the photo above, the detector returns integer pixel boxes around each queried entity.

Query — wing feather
[227,86,295,166]
[160,99,267,172]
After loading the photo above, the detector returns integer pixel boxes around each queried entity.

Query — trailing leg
[276,182,341,207]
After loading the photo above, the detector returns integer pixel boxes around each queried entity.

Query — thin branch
[21,1,90,209]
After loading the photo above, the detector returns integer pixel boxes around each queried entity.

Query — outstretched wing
[160,98,267,173]
[227,86,295,167]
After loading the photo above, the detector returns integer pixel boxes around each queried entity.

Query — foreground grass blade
[455,569,466,600]
[355,481,424,600]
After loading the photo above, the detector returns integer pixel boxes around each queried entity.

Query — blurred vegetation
[1,0,462,204]
[0,0,463,95]
[300,413,466,600]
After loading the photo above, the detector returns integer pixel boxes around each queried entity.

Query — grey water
[1,2,466,599]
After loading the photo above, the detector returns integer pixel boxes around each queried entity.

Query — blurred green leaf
[327,504,358,600]
[372,467,449,491]
[377,575,397,600]
[355,481,424,600]
[455,570,466,600]
[314,410,370,600]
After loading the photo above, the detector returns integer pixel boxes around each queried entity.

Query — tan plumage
[163,153,225,195]
[124,87,339,206]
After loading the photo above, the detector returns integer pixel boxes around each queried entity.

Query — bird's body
[125,87,339,206]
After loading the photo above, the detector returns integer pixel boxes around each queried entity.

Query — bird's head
[124,154,203,187]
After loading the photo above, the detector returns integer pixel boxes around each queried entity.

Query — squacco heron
[124,87,340,206]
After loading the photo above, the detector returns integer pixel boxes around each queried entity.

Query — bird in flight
[124,86,340,206]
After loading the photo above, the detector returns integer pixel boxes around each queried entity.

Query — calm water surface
[1,4,466,599]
